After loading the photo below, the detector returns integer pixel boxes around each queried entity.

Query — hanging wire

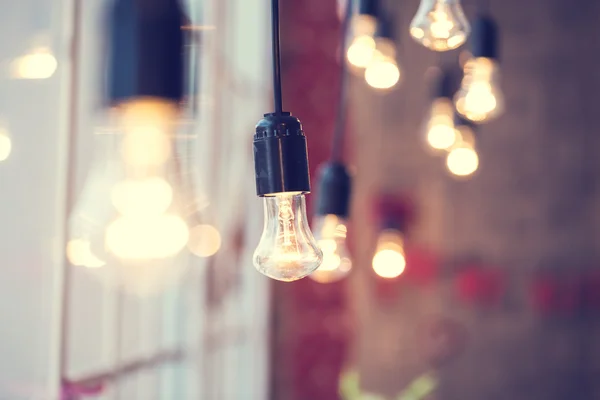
[330,0,354,162]
[271,0,283,114]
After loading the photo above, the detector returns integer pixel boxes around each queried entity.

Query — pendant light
[409,0,470,52]
[454,12,503,122]
[424,67,458,151]
[364,16,401,91]
[372,200,410,280]
[67,0,190,269]
[252,0,323,282]
[309,0,354,284]
[346,0,379,69]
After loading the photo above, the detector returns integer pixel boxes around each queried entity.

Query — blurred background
[1,0,600,399]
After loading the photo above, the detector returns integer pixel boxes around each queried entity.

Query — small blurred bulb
[426,98,456,150]
[347,14,378,68]
[410,0,470,51]
[372,230,406,279]
[446,126,478,177]
[309,215,352,284]
[364,38,400,90]
[454,57,503,122]
[253,193,323,282]
[11,47,57,79]
[0,124,11,161]
[111,177,173,218]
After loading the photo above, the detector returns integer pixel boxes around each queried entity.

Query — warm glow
[111,177,173,218]
[455,58,503,122]
[309,215,351,283]
[11,47,57,79]
[66,239,106,268]
[410,0,469,51]
[105,215,189,260]
[119,99,178,167]
[372,230,406,279]
[253,194,323,282]
[347,35,377,68]
[446,146,479,177]
[0,132,11,161]
[365,60,400,90]
[427,122,456,150]
[188,224,222,257]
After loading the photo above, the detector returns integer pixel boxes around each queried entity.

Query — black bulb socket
[359,0,379,17]
[471,15,499,60]
[315,162,352,218]
[434,67,460,100]
[254,112,311,197]
[107,0,186,104]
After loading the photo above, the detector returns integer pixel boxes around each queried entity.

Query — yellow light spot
[188,224,222,258]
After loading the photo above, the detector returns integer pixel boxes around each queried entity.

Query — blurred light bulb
[253,193,323,282]
[188,224,221,258]
[0,126,12,161]
[454,57,503,122]
[446,145,479,177]
[372,230,406,279]
[364,38,400,90]
[68,99,190,265]
[309,214,352,283]
[425,98,456,150]
[410,0,470,51]
[11,47,57,79]
[346,14,378,68]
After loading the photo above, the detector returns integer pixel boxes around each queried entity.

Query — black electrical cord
[330,0,353,162]
[271,0,283,115]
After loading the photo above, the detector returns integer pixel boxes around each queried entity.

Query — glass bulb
[253,193,323,282]
[68,98,190,265]
[11,46,57,80]
[425,98,456,150]
[454,57,504,122]
[364,38,401,90]
[346,15,378,68]
[372,230,406,279]
[309,214,352,284]
[446,144,479,177]
[410,0,470,51]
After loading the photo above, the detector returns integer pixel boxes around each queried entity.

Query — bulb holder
[108,0,186,104]
[374,195,413,232]
[471,15,498,60]
[375,15,393,39]
[454,113,476,129]
[359,0,379,17]
[254,112,311,196]
[315,162,352,218]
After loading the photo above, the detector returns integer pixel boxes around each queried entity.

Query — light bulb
[364,37,400,90]
[446,145,479,177]
[0,125,12,161]
[347,14,378,68]
[11,46,57,79]
[454,57,503,122]
[253,193,323,282]
[372,230,406,279]
[410,0,470,51]
[68,98,190,264]
[425,98,456,150]
[309,214,352,283]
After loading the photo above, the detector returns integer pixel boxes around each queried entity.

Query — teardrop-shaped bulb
[425,98,457,150]
[309,215,352,283]
[409,0,470,51]
[253,193,323,282]
[454,57,504,122]
[372,230,406,279]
